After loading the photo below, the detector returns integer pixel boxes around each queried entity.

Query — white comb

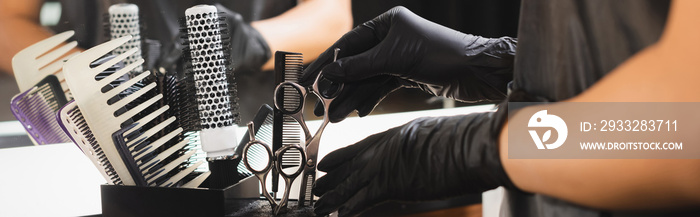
[57,100,121,184]
[63,36,207,187]
[13,31,80,97]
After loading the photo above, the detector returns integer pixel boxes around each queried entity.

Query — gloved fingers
[321,10,431,84]
[313,100,324,117]
[355,79,405,117]
[313,88,358,121]
[300,21,383,86]
[302,7,416,86]
[320,46,387,83]
[337,186,381,217]
[314,192,341,216]
[317,131,385,172]
[355,102,376,118]
[319,6,431,84]
[314,133,390,196]
[330,76,403,122]
[313,171,371,216]
[313,162,351,196]
[311,76,400,122]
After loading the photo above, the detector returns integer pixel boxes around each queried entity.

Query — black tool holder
[101,176,259,217]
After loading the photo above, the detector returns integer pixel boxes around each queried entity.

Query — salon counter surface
[0,105,503,217]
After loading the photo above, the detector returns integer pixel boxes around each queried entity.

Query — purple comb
[10,75,70,145]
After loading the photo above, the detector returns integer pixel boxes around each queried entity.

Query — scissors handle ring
[242,140,274,175]
[312,72,344,100]
[273,81,307,115]
[274,144,307,179]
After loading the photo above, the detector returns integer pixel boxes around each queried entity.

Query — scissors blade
[298,126,324,206]
[298,48,342,207]
[298,170,316,207]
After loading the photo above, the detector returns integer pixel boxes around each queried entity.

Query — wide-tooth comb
[108,3,144,76]
[10,75,71,145]
[57,100,122,185]
[56,54,128,184]
[12,31,80,98]
[63,36,201,186]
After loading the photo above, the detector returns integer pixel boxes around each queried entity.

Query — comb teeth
[57,100,123,184]
[165,71,207,172]
[271,51,304,193]
[108,3,143,76]
[12,31,80,99]
[281,52,304,146]
[112,121,194,186]
[182,131,208,172]
[282,53,303,83]
[10,75,71,145]
[62,36,204,187]
[237,106,275,176]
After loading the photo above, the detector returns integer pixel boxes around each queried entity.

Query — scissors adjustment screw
[307,159,315,167]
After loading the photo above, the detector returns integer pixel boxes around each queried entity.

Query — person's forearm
[500,0,700,210]
[251,0,352,71]
[0,0,52,75]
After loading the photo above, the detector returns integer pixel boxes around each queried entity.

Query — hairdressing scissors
[272,48,343,207]
[242,122,306,215]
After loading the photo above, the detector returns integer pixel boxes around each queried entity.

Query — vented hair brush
[182,4,239,158]
[181,4,241,188]
[108,3,144,76]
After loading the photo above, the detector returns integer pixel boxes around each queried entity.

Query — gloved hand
[300,6,517,122]
[312,110,516,216]
[215,4,271,75]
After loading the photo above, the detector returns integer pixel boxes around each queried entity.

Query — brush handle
[185,5,237,158]
[108,3,143,75]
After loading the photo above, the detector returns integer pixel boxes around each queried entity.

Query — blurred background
[0,0,520,148]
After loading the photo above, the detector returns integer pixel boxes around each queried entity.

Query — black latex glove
[300,6,517,122]
[215,4,271,75]
[312,109,516,216]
